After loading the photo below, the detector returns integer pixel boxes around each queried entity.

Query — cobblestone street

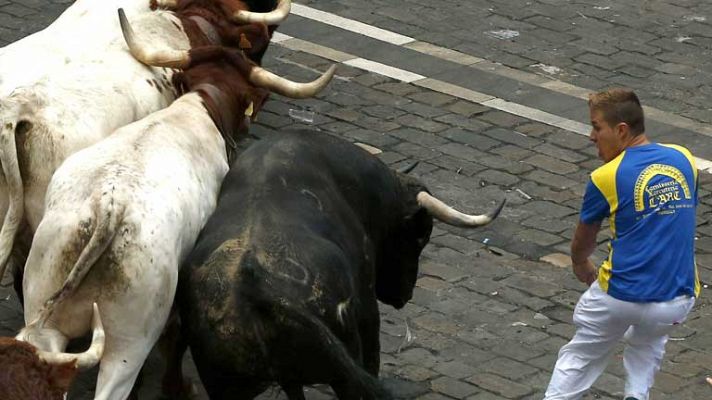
[1,1,711,399]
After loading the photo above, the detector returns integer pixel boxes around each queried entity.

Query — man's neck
[624,133,650,149]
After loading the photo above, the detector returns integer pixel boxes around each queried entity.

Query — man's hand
[573,259,597,286]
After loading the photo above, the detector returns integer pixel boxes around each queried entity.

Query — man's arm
[570,221,601,286]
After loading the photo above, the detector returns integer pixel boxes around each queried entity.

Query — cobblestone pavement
[1,1,712,400]
[299,0,712,127]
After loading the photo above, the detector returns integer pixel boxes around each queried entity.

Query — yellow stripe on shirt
[590,151,626,292]
[660,143,698,186]
[661,144,701,297]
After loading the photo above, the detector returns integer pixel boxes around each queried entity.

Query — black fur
[177,130,434,399]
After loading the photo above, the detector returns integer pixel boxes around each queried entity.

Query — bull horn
[118,8,190,69]
[233,0,291,24]
[249,64,336,99]
[417,192,505,228]
[152,0,178,9]
[37,303,105,370]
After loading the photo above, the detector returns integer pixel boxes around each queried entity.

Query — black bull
[175,129,504,399]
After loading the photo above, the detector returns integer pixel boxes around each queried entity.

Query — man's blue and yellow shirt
[581,143,700,302]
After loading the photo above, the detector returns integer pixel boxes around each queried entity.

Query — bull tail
[32,196,125,329]
[243,267,391,399]
[0,106,25,287]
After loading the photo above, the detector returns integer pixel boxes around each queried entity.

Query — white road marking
[289,3,712,140]
[344,58,425,83]
[291,3,416,46]
[276,4,712,173]
[270,31,293,43]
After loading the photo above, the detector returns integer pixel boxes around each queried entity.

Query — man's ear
[616,122,631,139]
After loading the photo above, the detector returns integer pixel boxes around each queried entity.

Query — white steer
[15,10,334,400]
[0,0,290,95]
[0,0,293,291]
[0,0,152,97]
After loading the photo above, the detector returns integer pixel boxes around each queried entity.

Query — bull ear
[47,360,78,393]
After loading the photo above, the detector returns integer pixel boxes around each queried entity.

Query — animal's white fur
[0,9,193,281]
[20,92,229,400]
[336,299,350,327]
[0,0,151,96]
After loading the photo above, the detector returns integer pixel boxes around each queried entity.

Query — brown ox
[150,0,292,63]
[0,304,104,400]
[0,338,77,400]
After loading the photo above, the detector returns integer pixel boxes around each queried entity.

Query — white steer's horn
[249,64,336,99]
[119,8,191,69]
[233,0,291,24]
[37,303,105,369]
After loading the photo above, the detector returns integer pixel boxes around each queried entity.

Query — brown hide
[164,0,272,61]
[173,46,269,158]
[0,337,77,400]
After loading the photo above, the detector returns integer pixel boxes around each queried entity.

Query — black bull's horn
[396,160,505,227]
[117,8,335,99]
[417,192,506,228]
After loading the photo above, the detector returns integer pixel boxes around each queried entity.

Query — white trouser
[544,281,695,400]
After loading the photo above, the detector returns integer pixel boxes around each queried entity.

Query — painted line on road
[344,58,426,83]
[290,4,416,46]
[290,3,712,139]
[272,32,712,174]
